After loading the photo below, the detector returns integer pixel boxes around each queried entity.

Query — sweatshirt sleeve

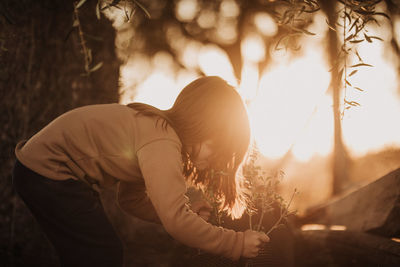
[117,180,161,224]
[136,139,244,261]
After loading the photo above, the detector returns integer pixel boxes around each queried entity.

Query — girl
[13,76,269,266]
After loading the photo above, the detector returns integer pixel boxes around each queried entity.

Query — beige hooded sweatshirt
[15,103,244,260]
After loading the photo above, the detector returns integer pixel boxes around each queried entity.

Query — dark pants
[12,160,123,267]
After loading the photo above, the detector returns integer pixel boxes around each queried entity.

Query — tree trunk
[0,0,120,265]
[320,0,349,196]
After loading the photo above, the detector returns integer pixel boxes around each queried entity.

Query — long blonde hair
[128,76,250,218]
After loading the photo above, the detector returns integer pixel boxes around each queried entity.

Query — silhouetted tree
[0,0,119,265]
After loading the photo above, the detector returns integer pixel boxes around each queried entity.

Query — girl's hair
[128,76,250,218]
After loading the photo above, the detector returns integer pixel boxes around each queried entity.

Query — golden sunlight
[175,0,199,22]
[329,225,347,231]
[247,48,332,160]
[118,13,400,162]
[198,44,238,86]
[241,33,265,63]
[119,51,197,109]
[300,224,346,231]
[341,29,400,156]
[253,12,278,37]
[301,224,326,231]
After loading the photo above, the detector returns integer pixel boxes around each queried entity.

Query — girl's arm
[117,180,161,224]
[137,139,244,260]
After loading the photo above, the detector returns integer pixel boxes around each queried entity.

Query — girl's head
[130,76,250,218]
[166,76,250,218]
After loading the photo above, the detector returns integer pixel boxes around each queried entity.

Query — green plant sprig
[243,145,297,267]
[265,188,297,235]
[242,144,297,234]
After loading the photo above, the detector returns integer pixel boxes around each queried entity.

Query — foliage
[100,0,151,19]
[198,144,297,265]
[202,143,297,235]
[327,0,390,116]
[73,0,150,75]
[242,145,297,235]
[274,0,320,50]
[74,1,104,75]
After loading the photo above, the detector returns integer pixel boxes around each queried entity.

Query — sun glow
[247,49,332,160]
[198,44,238,86]
[341,29,400,156]
[118,24,400,162]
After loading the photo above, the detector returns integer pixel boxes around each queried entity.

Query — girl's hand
[191,200,212,221]
[242,230,270,258]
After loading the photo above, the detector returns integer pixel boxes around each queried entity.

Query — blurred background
[1,0,400,266]
[104,0,400,212]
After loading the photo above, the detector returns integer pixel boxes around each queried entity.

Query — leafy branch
[265,188,297,236]
[73,0,104,75]
[328,0,389,117]
[243,145,297,266]
[242,145,297,233]
[100,0,151,21]
[73,0,150,75]
[273,0,320,51]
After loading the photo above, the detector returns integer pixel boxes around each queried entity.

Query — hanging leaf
[298,5,306,15]
[345,34,354,41]
[75,0,87,9]
[374,12,390,20]
[344,99,361,106]
[370,36,383,41]
[355,50,363,62]
[299,28,316,35]
[128,6,137,22]
[96,1,101,20]
[274,33,302,50]
[354,87,364,92]
[349,70,358,77]
[345,79,352,86]
[350,39,364,43]
[341,45,350,54]
[303,5,320,13]
[348,18,359,32]
[101,4,121,10]
[326,19,337,31]
[353,8,375,16]
[133,0,151,18]
[89,62,103,73]
[72,19,79,27]
[350,63,373,68]
[124,5,130,21]
[364,33,372,43]
[344,11,351,25]
[87,48,92,64]
[354,24,363,36]
[370,17,381,27]
[110,0,122,7]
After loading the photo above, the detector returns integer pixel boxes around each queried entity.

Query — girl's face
[190,140,215,170]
